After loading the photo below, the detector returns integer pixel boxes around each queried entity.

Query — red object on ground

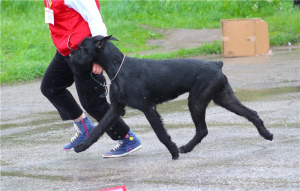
[97,186,127,191]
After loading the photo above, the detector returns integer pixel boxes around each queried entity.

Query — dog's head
[70,35,118,71]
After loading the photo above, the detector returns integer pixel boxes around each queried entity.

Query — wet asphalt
[1,47,300,191]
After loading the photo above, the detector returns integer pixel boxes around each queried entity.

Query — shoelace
[112,140,123,151]
[70,123,82,142]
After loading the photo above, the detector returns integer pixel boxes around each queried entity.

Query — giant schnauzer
[71,35,273,160]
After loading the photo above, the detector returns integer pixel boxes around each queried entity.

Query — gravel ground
[1,47,299,191]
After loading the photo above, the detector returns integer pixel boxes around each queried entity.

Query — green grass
[1,0,300,84]
[133,41,222,60]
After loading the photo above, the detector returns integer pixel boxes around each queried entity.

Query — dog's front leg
[74,105,125,153]
[143,107,179,160]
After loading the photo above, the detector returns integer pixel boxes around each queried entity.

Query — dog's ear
[108,35,119,41]
[94,35,119,49]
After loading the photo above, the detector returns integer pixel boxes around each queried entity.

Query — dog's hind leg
[213,76,273,141]
[143,107,179,160]
[179,88,212,154]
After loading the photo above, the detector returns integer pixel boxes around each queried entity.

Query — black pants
[40,51,129,140]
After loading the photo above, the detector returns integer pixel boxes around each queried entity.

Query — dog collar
[105,54,126,87]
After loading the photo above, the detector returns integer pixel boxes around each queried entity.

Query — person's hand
[92,63,103,74]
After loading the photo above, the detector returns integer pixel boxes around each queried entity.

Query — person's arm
[64,0,108,37]
[65,0,106,74]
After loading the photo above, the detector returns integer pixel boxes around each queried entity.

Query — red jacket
[44,0,100,56]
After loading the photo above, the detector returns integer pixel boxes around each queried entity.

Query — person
[41,0,142,158]
[295,0,300,8]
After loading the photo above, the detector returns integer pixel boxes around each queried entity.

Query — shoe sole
[102,145,142,158]
[63,148,74,151]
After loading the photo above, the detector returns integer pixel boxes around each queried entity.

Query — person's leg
[67,57,142,157]
[41,51,94,150]
[41,51,83,120]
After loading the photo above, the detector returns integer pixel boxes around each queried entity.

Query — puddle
[234,86,299,102]
[1,171,72,181]
[1,123,66,144]
[271,46,300,53]
[0,111,61,130]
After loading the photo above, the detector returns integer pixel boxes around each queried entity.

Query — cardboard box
[220,18,269,58]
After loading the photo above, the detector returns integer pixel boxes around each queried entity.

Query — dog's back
[120,57,225,104]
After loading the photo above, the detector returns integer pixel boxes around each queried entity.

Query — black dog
[71,35,273,159]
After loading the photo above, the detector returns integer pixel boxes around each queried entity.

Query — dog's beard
[70,50,93,71]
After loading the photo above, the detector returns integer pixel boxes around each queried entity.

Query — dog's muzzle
[70,50,93,72]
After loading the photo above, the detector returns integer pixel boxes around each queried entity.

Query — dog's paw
[74,143,87,153]
[171,147,180,160]
[264,132,273,141]
[179,146,190,154]
[259,129,273,141]
[172,154,179,160]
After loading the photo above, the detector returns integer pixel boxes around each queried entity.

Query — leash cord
[90,72,108,98]
[90,54,126,98]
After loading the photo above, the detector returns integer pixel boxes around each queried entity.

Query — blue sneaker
[102,130,142,158]
[63,116,94,151]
